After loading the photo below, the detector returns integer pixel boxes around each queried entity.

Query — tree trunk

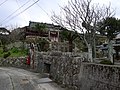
[88,45,93,62]
[83,36,93,62]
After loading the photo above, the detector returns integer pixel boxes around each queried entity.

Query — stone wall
[35,51,88,89]
[0,57,27,67]
[0,52,120,90]
[79,63,120,90]
[35,51,120,90]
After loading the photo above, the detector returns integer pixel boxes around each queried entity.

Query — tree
[19,31,26,50]
[0,28,11,52]
[52,0,80,52]
[97,17,119,40]
[97,17,120,63]
[0,34,10,52]
[37,38,49,52]
[60,27,79,52]
[35,23,47,33]
[51,0,114,62]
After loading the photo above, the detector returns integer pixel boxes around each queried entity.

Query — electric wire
[15,0,28,23]
[0,0,8,7]
[0,0,31,24]
[3,0,40,25]
[32,0,50,17]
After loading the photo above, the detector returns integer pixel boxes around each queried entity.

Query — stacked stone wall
[79,63,120,90]
[35,51,88,89]
[35,51,120,90]
[0,57,27,67]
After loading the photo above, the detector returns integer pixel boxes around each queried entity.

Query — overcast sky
[0,0,120,29]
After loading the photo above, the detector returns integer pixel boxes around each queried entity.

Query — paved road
[0,67,66,90]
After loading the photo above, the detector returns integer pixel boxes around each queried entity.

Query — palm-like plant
[60,28,79,52]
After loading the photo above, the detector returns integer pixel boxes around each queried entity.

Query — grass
[10,50,28,57]
[0,47,28,58]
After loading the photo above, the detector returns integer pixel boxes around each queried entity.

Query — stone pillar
[108,40,113,63]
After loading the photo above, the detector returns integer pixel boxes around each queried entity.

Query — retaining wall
[35,51,120,90]
[79,63,120,90]
[35,51,87,89]
[0,57,27,67]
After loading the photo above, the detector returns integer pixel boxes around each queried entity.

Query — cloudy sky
[0,0,120,29]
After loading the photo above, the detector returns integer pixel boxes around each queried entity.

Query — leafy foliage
[35,23,47,32]
[97,17,120,40]
[0,47,28,58]
[37,38,49,52]
[10,48,28,57]
[11,47,19,53]
[60,28,79,52]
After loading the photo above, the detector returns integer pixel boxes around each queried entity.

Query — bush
[100,60,113,65]
[20,49,29,55]
[10,48,28,57]
[11,47,19,53]
[3,52,11,58]
[37,38,49,52]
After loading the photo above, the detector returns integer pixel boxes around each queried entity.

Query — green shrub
[100,60,113,65]
[11,47,19,53]
[3,52,11,58]
[20,49,28,55]
[9,48,28,57]
[38,38,49,52]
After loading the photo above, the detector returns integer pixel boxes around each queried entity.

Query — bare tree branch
[51,0,115,60]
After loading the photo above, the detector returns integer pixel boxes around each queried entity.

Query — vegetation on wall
[37,38,49,52]
[0,47,28,58]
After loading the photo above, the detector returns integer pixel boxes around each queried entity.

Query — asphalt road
[0,67,66,90]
